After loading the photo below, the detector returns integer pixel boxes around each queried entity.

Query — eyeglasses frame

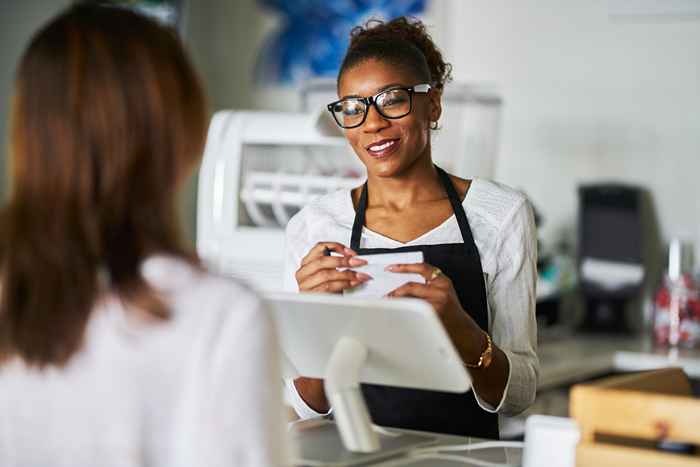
[326,83,432,129]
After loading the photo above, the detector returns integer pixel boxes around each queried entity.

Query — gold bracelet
[464,331,493,369]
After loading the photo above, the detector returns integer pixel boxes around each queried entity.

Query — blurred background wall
[0,0,267,242]
[0,0,72,201]
[448,1,700,254]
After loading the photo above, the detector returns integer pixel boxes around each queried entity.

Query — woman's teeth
[369,140,395,152]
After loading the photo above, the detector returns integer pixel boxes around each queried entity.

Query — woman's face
[337,59,441,178]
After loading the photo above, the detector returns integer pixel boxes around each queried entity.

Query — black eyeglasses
[327,83,431,129]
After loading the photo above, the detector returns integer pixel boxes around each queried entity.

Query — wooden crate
[570,367,700,467]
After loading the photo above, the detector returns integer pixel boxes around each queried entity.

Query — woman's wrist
[464,328,488,367]
[447,310,488,366]
[293,377,330,413]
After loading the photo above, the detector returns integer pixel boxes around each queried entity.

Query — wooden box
[570,367,700,467]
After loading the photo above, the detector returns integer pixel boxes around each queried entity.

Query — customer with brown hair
[0,4,287,466]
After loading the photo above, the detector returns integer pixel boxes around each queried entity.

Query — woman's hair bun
[341,16,452,90]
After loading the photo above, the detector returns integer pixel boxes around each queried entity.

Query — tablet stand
[325,337,379,452]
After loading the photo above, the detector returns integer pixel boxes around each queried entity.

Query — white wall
[0,0,71,200]
[185,0,272,112]
[446,0,700,260]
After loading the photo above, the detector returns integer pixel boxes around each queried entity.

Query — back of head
[338,16,452,91]
[0,3,208,367]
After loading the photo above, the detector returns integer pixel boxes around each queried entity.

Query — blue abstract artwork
[255,0,427,84]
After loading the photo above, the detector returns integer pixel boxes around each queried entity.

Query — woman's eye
[381,92,408,107]
[343,102,365,116]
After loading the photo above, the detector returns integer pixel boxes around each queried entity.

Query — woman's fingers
[300,242,357,267]
[309,278,362,294]
[388,281,443,300]
[385,262,451,288]
[308,271,372,293]
[388,282,449,315]
[296,255,367,284]
[295,242,370,293]
[300,270,371,292]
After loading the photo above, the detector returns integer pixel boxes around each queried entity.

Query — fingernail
[344,247,357,256]
[356,272,372,281]
[349,280,359,287]
[385,265,397,272]
[348,258,367,266]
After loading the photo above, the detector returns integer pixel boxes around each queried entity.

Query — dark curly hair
[338,16,453,91]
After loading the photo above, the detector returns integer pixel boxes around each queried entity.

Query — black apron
[351,166,499,439]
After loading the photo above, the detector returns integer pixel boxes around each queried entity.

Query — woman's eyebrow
[340,83,405,100]
[377,82,404,92]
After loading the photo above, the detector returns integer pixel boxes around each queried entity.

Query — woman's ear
[428,88,443,126]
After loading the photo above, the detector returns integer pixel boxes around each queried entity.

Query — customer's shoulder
[136,256,269,358]
[468,178,529,229]
[141,255,260,312]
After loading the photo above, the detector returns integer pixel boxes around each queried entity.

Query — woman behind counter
[284,17,539,439]
[0,4,287,467]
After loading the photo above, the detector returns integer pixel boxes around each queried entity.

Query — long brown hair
[0,4,207,367]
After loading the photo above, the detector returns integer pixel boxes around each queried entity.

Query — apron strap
[434,166,477,250]
[350,181,368,251]
[351,166,476,251]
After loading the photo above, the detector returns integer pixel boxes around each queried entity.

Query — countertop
[537,332,700,390]
[292,334,700,466]
[291,419,522,467]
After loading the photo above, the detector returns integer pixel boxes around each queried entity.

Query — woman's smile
[365,138,401,158]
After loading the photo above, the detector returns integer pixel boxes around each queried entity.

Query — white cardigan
[283,178,539,419]
[0,256,290,467]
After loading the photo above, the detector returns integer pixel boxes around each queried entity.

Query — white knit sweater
[0,256,290,467]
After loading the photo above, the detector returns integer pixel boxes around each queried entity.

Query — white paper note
[343,251,425,298]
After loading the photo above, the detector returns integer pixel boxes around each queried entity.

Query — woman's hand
[386,262,463,322]
[293,242,371,414]
[387,262,510,407]
[295,242,371,293]
[386,263,483,355]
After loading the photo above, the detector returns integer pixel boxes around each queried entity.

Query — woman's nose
[363,104,390,132]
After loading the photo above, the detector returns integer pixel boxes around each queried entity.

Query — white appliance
[196,110,360,289]
[197,85,501,290]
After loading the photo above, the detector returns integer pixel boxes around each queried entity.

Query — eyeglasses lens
[376,89,411,118]
[333,100,365,128]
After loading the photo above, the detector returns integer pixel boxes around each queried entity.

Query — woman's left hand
[386,263,481,341]
[387,262,508,407]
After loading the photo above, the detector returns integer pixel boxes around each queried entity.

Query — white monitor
[264,292,471,455]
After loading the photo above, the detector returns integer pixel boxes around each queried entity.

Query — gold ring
[429,267,443,282]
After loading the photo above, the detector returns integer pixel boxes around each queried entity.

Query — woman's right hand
[295,242,371,293]
[293,242,370,413]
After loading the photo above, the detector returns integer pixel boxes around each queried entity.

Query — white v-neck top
[283,178,539,418]
[0,256,290,467]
